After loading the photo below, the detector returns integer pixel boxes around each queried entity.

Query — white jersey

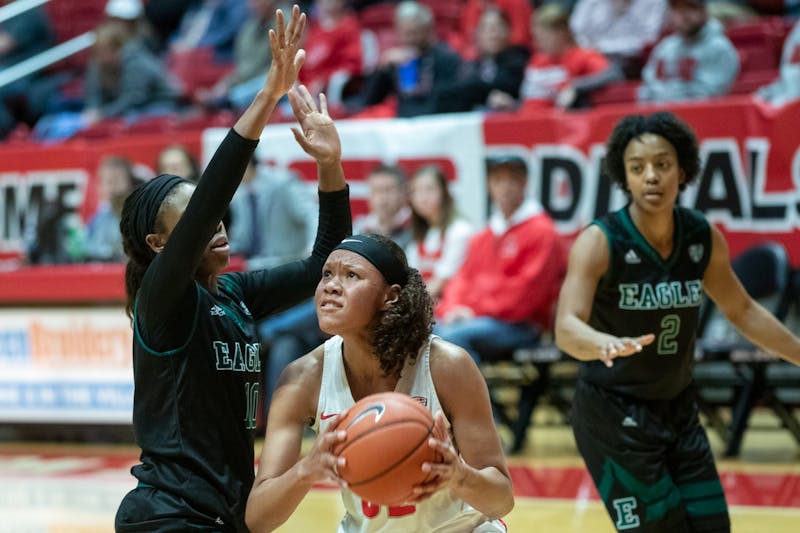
[312,335,508,533]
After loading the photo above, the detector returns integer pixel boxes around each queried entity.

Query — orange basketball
[332,391,442,505]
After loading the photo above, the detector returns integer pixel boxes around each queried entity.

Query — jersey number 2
[657,314,680,355]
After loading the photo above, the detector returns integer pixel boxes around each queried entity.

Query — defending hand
[263,5,307,100]
[289,85,342,166]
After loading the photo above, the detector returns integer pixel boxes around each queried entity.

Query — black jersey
[123,129,351,532]
[580,205,711,400]
[131,277,261,529]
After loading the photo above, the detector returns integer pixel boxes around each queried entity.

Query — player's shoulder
[281,344,325,388]
[428,337,477,379]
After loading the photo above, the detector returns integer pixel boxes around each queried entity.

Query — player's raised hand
[263,5,307,100]
[598,334,655,367]
[289,85,341,166]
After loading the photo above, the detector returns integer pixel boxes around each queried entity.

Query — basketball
[332,391,442,505]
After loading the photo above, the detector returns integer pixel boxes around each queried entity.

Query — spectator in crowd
[196,0,290,111]
[357,1,462,117]
[755,18,800,107]
[168,0,249,62]
[569,0,668,78]
[104,0,159,52]
[491,4,621,111]
[156,144,200,183]
[32,21,180,142]
[437,6,530,112]
[0,1,54,138]
[353,163,413,248]
[299,0,363,106]
[434,155,566,364]
[84,156,140,263]
[83,21,180,126]
[143,0,196,49]
[638,0,740,103]
[461,0,534,54]
[26,188,84,265]
[228,157,316,271]
[406,165,474,304]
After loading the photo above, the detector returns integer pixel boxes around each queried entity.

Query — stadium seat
[726,19,782,73]
[167,48,234,100]
[590,81,640,106]
[122,115,177,135]
[358,2,397,33]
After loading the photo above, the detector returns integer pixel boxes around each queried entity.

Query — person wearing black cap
[114,7,351,532]
[555,111,800,531]
[245,233,514,532]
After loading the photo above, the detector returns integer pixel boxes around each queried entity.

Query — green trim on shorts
[685,496,729,516]
[679,479,728,516]
[598,458,683,522]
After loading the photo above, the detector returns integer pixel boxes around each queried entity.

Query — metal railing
[0,0,96,90]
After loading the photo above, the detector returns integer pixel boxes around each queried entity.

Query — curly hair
[367,234,434,377]
[604,111,701,196]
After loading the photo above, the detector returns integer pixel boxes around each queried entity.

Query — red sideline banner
[484,96,800,263]
[0,131,202,265]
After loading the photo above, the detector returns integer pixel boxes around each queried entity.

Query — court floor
[0,408,798,532]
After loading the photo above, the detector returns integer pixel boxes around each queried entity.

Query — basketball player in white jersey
[245,233,513,532]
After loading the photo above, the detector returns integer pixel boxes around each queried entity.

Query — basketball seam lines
[340,420,435,487]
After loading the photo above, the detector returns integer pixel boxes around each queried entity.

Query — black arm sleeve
[137,129,259,351]
[229,186,352,321]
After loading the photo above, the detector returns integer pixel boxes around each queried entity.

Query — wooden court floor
[0,408,798,532]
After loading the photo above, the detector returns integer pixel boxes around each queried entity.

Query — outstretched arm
[233,85,351,320]
[234,6,307,140]
[138,6,308,349]
[555,225,654,366]
[703,225,800,365]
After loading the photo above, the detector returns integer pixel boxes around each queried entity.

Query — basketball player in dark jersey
[555,111,800,532]
[114,7,352,532]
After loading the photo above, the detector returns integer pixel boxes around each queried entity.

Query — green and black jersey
[123,130,351,532]
[581,205,711,400]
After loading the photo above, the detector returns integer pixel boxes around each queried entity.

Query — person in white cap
[104,0,157,51]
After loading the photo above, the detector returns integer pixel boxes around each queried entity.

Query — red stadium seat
[72,118,125,140]
[122,115,177,135]
[729,70,779,95]
[590,81,640,106]
[167,48,234,99]
[725,19,782,73]
[358,2,397,33]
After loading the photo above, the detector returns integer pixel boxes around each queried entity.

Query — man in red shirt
[435,155,566,363]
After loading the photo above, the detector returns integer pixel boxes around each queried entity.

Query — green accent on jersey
[584,205,711,399]
[619,207,683,272]
[133,284,201,356]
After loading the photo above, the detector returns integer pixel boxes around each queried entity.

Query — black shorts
[115,485,238,532]
[572,380,730,533]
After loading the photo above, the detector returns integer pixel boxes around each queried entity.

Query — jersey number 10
[244,382,259,429]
